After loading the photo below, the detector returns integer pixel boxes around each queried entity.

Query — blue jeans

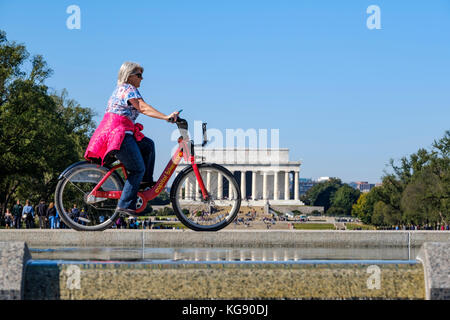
[113,134,155,210]
[49,216,55,229]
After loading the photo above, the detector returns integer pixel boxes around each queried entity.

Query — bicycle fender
[57,161,92,180]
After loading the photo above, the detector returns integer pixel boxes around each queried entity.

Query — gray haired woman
[84,61,179,216]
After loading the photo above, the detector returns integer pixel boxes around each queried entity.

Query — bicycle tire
[55,162,124,231]
[170,163,241,231]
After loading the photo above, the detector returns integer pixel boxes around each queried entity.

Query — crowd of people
[113,216,151,229]
[377,224,450,231]
[2,201,449,231]
[1,199,64,229]
[0,199,181,230]
[232,209,279,229]
[233,209,257,227]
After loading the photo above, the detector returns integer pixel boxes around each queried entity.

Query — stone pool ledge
[0,229,449,248]
[0,241,31,299]
[1,241,449,300]
[417,242,450,300]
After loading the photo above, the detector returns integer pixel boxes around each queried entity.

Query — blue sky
[1,1,449,183]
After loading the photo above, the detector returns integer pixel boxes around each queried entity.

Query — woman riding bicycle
[84,61,179,216]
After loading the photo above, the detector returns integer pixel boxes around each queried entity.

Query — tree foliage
[301,178,360,215]
[0,30,96,211]
[329,184,360,215]
[352,131,450,227]
[301,178,342,212]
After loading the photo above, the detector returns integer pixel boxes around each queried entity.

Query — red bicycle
[54,113,241,231]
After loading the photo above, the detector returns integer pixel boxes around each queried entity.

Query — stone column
[228,171,234,199]
[217,172,223,199]
[252,171,257,200]
[263,172,268,200]
[179,182,183,199]
[284,171,290,200]
[195,178,199,201]
[240,171,246,200]
[206,171,211,193]
[274,171,279,200]
[186,178,191,200]
[294,171,299,201]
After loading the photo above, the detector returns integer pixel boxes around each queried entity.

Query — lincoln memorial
[176,148,304,206]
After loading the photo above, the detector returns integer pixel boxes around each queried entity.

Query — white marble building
[176,148,304,206]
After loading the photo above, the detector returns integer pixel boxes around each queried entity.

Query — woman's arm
[129,98,177,121]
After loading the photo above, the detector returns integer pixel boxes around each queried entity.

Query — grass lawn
[152,222,187,229]
[345,223,377,230]
[293,223,336,230]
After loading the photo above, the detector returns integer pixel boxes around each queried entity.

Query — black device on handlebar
[171,109,208,147]
[201,122,207,147]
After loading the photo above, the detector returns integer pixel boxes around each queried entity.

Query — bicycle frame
[88,137,209,213]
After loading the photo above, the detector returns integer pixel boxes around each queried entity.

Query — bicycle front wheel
[55,162,124,231]
[170,163,241,231]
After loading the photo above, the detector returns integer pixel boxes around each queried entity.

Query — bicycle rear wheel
[170,163,241,231]
[54,162,124,231]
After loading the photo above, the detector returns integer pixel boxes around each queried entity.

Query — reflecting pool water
[29,246,419,263]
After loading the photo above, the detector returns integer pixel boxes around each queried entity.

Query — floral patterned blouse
[105,83,142,123]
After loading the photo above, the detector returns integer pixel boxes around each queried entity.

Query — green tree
[0,30,95,211]
[301,178,342,212]
[354,131,450,228]
[329,184,360,216]
[149,190,170,205]
[351,186,387,224]
[401,166,449,227]
[352,192,369,222]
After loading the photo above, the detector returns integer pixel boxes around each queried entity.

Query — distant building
[351,181,375,193]
[176,148,303,205]
[348,182,357,189]
[299,178,318,196]
[318,177,330,182]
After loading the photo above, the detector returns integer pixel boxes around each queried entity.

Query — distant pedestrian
[47,202,57,229]
[22,200,35,229]
[4,208,13,229]
[12,200,23,229]
[36,199,48,229]
[55,209,62,229]
[79,208,87,226]
[71,204,80,223]
[115,217,121,229]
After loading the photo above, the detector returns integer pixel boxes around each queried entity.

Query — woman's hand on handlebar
[166,111,179,123]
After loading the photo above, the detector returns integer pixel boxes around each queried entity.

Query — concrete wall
[24,261,424,300]
[0,230,449,248]
[0,242,31,299]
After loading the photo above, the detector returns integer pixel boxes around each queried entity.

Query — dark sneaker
[116,207,138,217]
[139,181,156,191]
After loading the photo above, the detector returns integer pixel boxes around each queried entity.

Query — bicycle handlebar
[168,109,183,123]
[169,110,208,146]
